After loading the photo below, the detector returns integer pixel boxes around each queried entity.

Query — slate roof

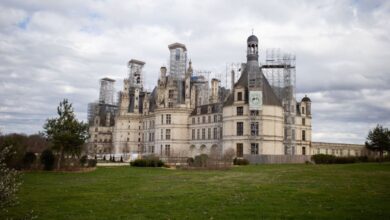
[224,65,282,107]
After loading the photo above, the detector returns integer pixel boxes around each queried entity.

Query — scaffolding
[99,78,115,105]
[225,63,242,90]
[262,48,297,155]
[128,59,145,89]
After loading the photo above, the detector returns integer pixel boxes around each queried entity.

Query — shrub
[87,159,97,167]
[233,158,249,165]
[193,154,209,167]
[22,152,36,169]
[80,155,88,166]
[130,157,164,167]
[311,154,336,164]
[187,157,194,166]
[102,155,106,161]
[40,149,55,170]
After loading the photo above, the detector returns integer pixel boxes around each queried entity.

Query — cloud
[0,0,389,144]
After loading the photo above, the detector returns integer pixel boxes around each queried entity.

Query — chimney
[231,69,235,90]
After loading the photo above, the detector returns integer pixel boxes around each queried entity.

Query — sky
[0,0,389,144]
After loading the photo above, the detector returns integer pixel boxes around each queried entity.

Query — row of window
[191,114,222,124]
[160,129,171,140]
[191,127,222,140]
[236,122,259,136]
[284,128,307,141]
[236,143,259,157]
[161,114,171,125]
[315,148,360,156]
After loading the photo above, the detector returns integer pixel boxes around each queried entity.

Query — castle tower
[168,43,187,79]
[99,78,115,105]
[128,59,145,113]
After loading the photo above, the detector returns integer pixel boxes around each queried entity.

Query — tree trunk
[57,145,64,169]
[380,150,383,162]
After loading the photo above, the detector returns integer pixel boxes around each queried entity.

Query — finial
[251,28,254,35]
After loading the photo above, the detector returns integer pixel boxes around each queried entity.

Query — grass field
[2,163,390,219]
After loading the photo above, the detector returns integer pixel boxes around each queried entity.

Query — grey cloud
[0,0,389,144]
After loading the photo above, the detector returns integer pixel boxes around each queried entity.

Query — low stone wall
[244,154,312,164]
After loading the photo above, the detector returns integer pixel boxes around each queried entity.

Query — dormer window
[237,92,242,101]
[168,90,174,98]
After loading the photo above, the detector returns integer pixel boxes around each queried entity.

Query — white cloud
[0,0,389,144]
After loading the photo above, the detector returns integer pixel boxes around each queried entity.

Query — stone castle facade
[88,35,365,160]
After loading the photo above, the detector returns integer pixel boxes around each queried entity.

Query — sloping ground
[2,163,390,219]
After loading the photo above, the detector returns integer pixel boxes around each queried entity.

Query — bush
[193,154,208,167]
[87,159,97,167]
[80,155,88,166]
[311,154,386,164]
[311,154,336,164]
[187,157,194,166]
[40,149,55,170]
[130,157,164,167]
[233,158,249,165]
[22,152,36,169]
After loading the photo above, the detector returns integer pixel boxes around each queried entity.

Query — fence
[244,154,312,164]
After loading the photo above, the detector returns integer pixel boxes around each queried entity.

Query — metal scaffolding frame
[99,78,115,105]
[262,48,297,155]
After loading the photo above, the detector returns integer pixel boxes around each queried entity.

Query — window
[250,110,259,116]
[168,102,173,108]
[317,148,320,154]
[302,147,306,155]
[197,129,200,140]
[250,122,258,136]
[161,115,164,124]
[202,128,205,140]
[208,115,211,123]
[197,117,200,123]
[236,143,243,157]
[237,122,244,136]
[166,129,171,140]
[237,106,243,116]
[251,143,259,155]
[292,129,295,140]
[208,128,211,139]
[166,114,171,124]
[302,130,306,141]
[161,129,163,140]
[192,118,195,124]
[165,145,171,156]
[202,116,205,123]
[192,129,195,140]
[302,118,306,125]
[95,127,98,132]
[175,48,180,61]
[214,115,217,122]
[220,127,223,139]
[237,92,242,101]
[168,90,174,98]
[214,127,218,139]
[302,107,305,114]
[332,149,335,155]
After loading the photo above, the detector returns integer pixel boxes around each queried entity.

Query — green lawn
[2,163,390,219]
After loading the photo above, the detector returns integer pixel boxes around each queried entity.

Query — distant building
[87,34,366,161]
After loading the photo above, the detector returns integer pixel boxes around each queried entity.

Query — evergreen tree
[365,124,390,159]
[43,99,89,169]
